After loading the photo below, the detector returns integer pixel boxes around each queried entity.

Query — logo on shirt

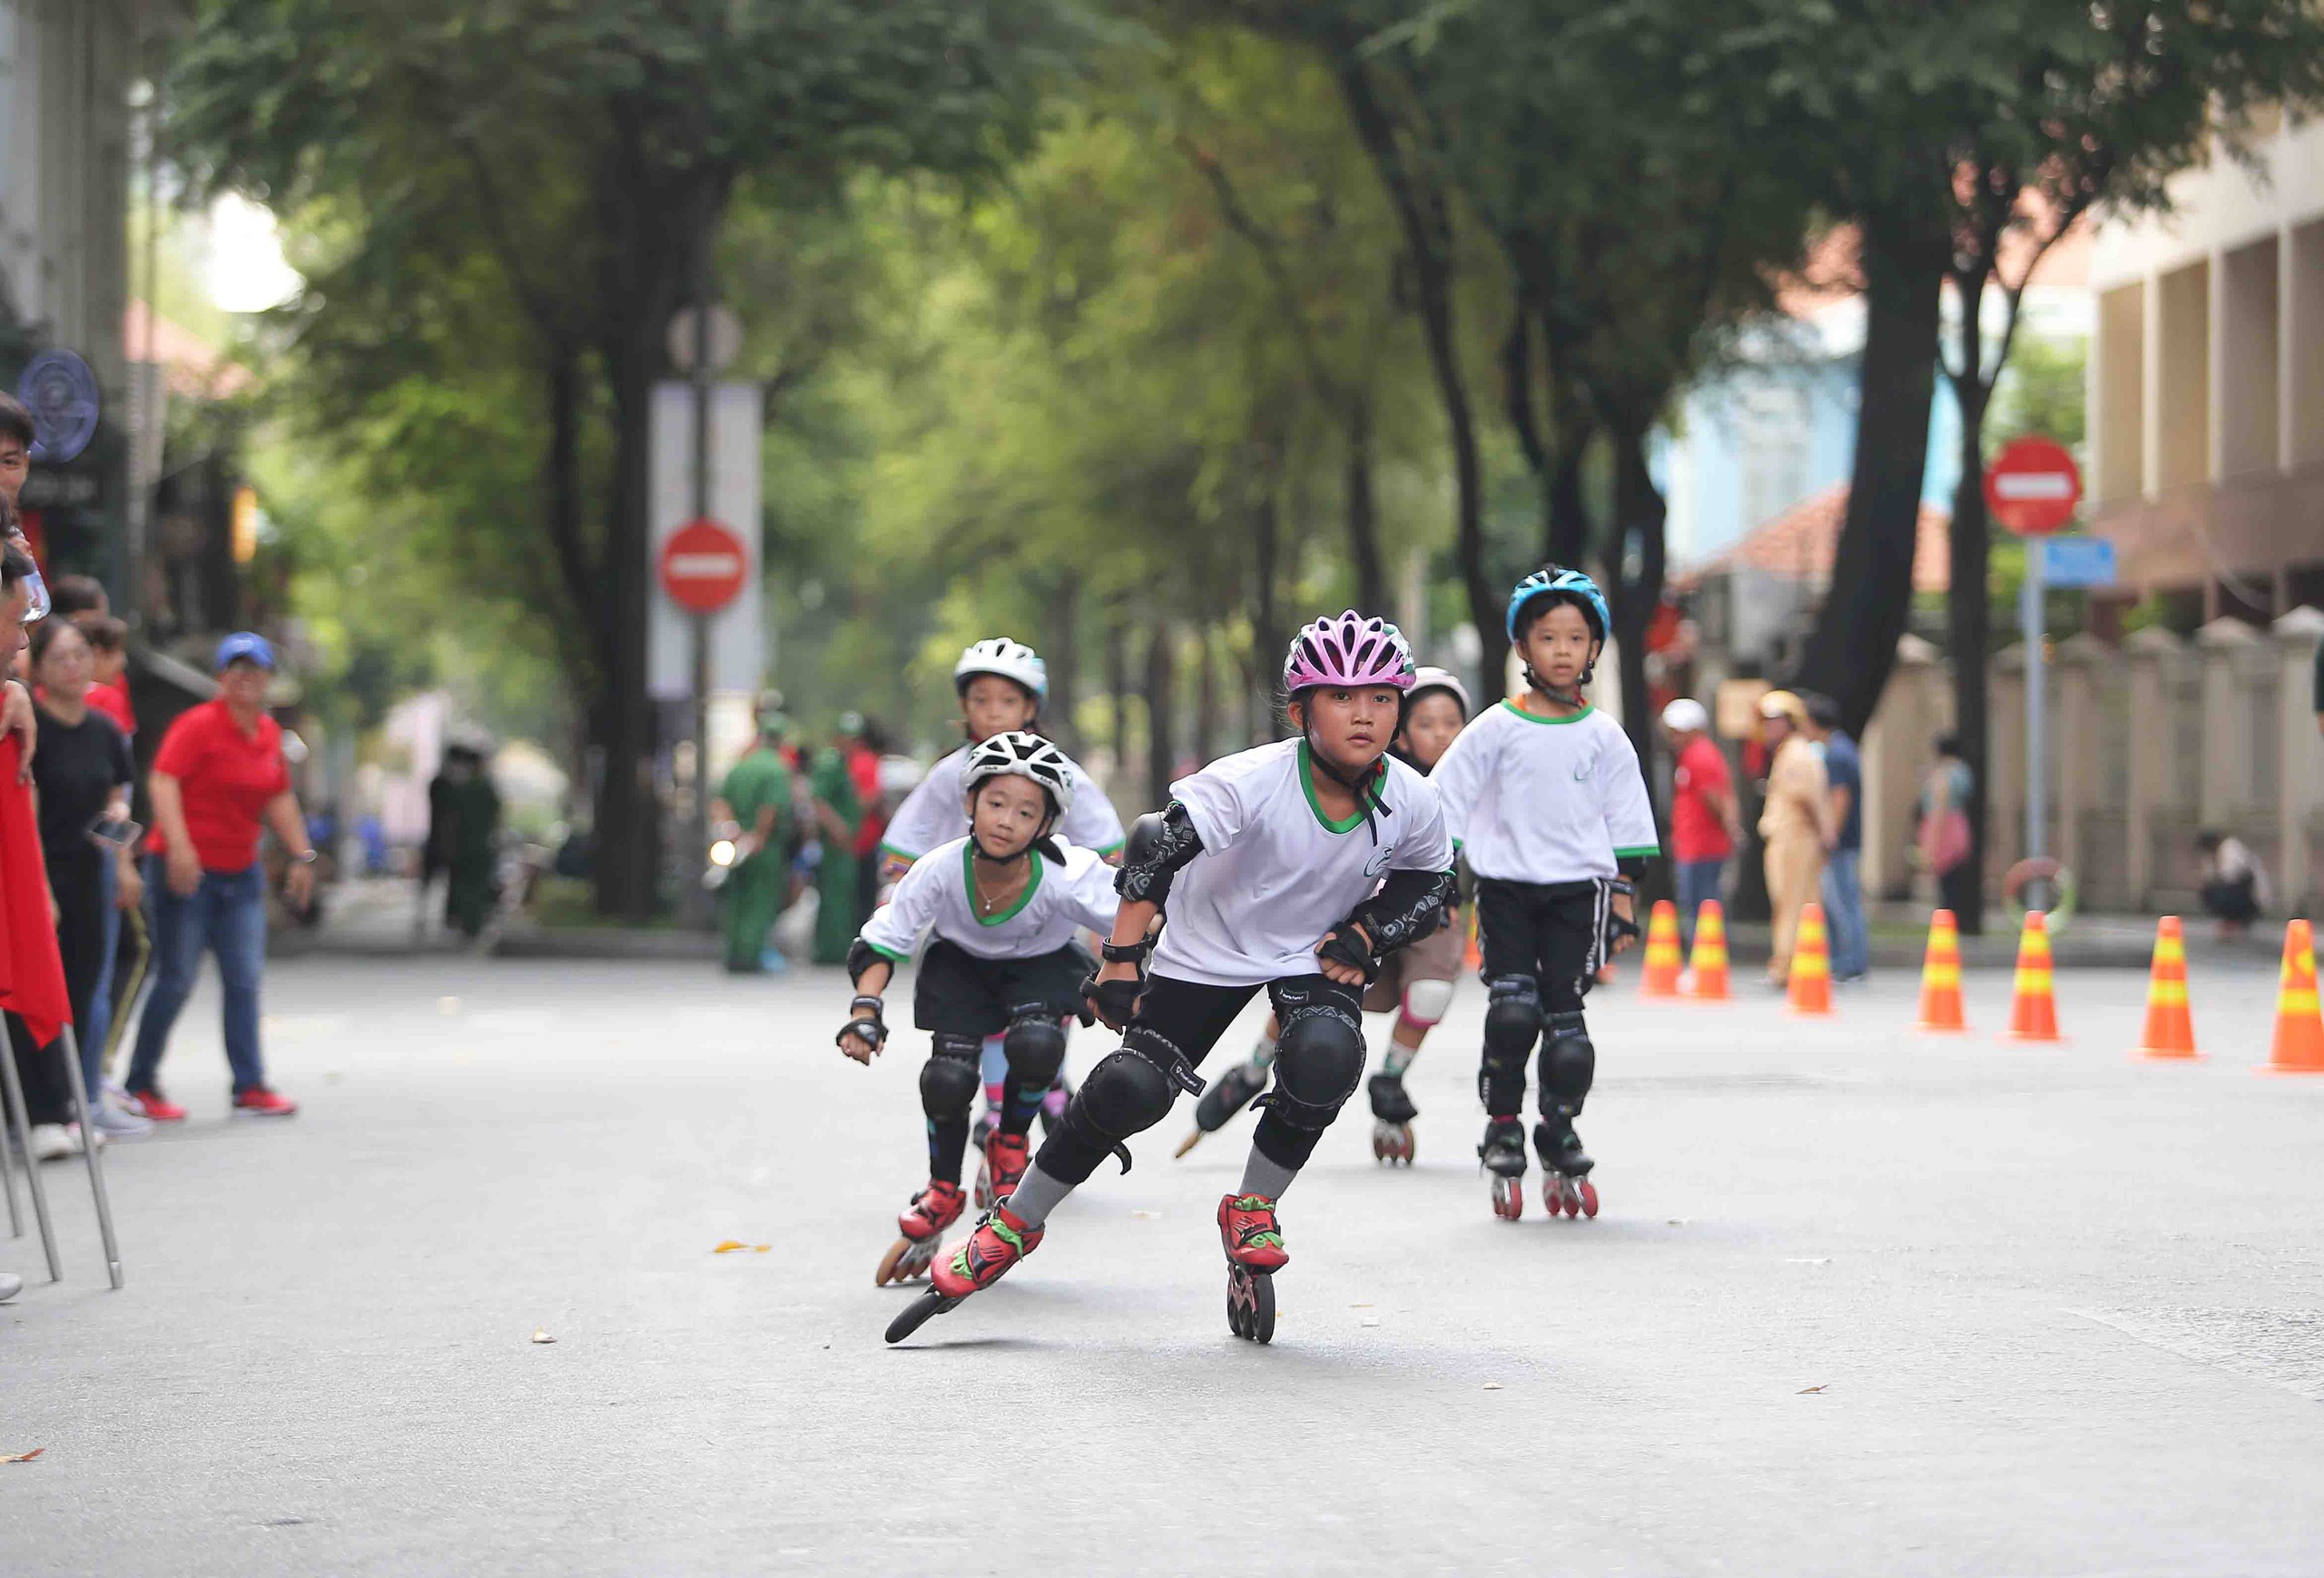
[1574,752,1597,782]
[1364,845,1394,879]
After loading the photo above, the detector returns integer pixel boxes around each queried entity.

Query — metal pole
[682,196,715,930]
[2023,541,2048,912]
[0,1088,20,1238]
[0,1021,63,1282]
[58,1029,123,1289]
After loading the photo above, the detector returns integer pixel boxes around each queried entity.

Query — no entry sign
[1984,437,2083,537]
[658,518,748,614]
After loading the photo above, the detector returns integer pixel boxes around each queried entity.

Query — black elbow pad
[1348,867,1458,959]
[845,937,890,988]
[1117,804,1204,909]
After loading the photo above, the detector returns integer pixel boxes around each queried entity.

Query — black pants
[1474,878,1602,1119]
[1032,972,1365,1186]
[52,853,109,1060]
[2201,875,2260,925]
[913,939,1089,1182]
[5,1011,68,1128]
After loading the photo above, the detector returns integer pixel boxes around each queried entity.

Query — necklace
[971,860,1027,915]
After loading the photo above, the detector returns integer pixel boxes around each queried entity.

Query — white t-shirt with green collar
[1429,700,1659,884]
[1152,738,1454,989]
[859,837,1120,962]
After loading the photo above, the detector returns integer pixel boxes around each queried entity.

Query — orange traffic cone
[1787,902,1833,1015]
[1688,901,1731,1001]
[2264,919,2324,1074]
[2005,910,2062,1041]
[1640,901,1682,997]
[1915,910,1967,1031]
[2134,916,2199,1060]
[1463,907,1482,973]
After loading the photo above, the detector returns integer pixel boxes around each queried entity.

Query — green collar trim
[964,841,1042,926]
[1502,698,1594,725]
[1297,740,1383,834]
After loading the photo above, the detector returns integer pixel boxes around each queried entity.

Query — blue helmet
[1506,567,1610,646]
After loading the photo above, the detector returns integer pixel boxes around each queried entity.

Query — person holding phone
[123,633,314,1121]
[27,615,147,1140]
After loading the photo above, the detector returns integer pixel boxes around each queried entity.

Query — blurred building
[2088,108,2324,621]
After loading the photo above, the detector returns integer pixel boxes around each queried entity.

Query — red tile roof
[1678,483,1953,593]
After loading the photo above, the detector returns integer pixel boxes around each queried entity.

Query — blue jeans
[1674,858,1727,946]
[80,855,121,1096]
[1821,847,1869,980]
[126,862,269,1094]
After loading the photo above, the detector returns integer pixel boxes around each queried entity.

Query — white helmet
[954,637,1049,704]
[962,730,1076,818]
[1408,666,1472,718]
[1659,697,1710,734]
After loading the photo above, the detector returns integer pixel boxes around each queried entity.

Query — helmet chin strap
[1299,715,1392,843]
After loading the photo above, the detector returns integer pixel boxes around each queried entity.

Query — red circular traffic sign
[1984,436,2083,537]
[658,518,748,613]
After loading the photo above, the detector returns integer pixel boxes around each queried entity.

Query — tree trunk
[1142,615,1176,815]
[1607,419,1668,899]
[1789,207,1947,735]
[1193,626,1218,767]
[1344,396,1386,615]
[1046,575,1080,757]
[1336,63,1497,705]
[1105,607,1131,791]
[1252,488,1283,734]
[596,327,661,922]
[1946,379,1994,935]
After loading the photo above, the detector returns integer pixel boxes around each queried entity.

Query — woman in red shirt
[123,634,316,1120]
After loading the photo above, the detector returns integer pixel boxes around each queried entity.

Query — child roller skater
[878,637,1126,1142]
[1429,567,1657,1220]
[885,613,1456,1346]
[838,733,1121,1287]
[1174,667,1473,1167]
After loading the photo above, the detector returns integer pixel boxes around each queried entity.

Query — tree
[170,0,1070,917]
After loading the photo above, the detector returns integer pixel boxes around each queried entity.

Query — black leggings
[1031,972,1365,1186]
[1474,878,1601,1118]
[914,940,1088,1182]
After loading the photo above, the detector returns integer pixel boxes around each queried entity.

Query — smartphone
[86,814,142,852]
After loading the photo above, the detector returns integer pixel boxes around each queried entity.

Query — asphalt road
[3,948,2319,1576]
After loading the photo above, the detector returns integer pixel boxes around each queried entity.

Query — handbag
[1921,806,1971,874]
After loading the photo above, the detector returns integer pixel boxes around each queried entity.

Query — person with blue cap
[123,632,316,1121]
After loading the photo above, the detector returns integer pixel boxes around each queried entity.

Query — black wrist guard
[1315,926,1380,983]
[1099,938,1150,965]
[1603,879,1641,950]
[1081,971,1144,1031]
[838,995,887,1051]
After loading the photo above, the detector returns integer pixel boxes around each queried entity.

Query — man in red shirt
[1661,697,1739,949]
[839,713,886,931]
[123,633,316,1120]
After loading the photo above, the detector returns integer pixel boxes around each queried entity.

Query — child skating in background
[1174,666,1473,1167]
[1428,567,1658,1220]
[885,613,1456,1346]
[877,638,1126,1141]
[839,733,1120,1287]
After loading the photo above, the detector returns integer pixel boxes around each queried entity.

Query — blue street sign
[2037,537,2116,588]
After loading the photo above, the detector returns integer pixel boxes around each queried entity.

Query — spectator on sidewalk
[1757,690,1831,989]
[0,539,78,1160]
[74,613,135,739]
[123,633,315,1120]
[711,696,795,974]
[1807,692,1869,983]
[2195,830,2266,940]
[28,616,148,1142]
[423,738,500,940]
[1915,735,1976,919]
[840,714,886,932]
[1660,697,1738,949]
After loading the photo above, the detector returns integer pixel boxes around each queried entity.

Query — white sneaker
[28,1123,72,1162]
[61,1123,103,1154]
[0,1271,20,1302]
[88,1100,153,1139]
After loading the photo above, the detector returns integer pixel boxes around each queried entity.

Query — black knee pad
[1001,1008,1068,1090]
[1479,975,1541,1096]
[1267,1000,1365,1131]
[920,1034,981,1118]
[1537,1011,1595,1118]
[1077,1029,1182,1139]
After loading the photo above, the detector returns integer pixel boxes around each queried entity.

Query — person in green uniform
[807,737,863,965]
[426,740,503,939]
[714,698,796,974]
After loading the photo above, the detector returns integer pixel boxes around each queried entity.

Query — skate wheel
[877,1236,938,1286]
[972,1164,993,1211]
[1578,1179,1599,1218]
[1401,1129,1416,1168]
[1492,1175,1523,1220]
[1227,1266,1275,1344]
[883,1287,957,1345]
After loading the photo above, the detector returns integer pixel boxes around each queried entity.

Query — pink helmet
[1284,611,1416,695]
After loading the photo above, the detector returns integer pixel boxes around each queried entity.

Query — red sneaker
[125,1087,187,1122]
[983,1130,1030,1200]
[896,1179,966,1243]
[231,1086,300,1117]
[1217,1193,1290,1271]
[930,1204,1042,1297]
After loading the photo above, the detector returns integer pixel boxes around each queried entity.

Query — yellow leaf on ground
[3,1449,44,1463]
[712,1241,770,1254]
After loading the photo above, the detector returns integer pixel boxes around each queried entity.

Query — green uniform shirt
[722,747,794,850]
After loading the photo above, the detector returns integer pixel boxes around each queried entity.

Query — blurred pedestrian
[1756,689,1830,989]
[27,616,148,1142]
[47,574,105,620]
[840,714,886,932]
[710,695,795,974]
[1915,735,1975,919]
[2195,830,2266,940]
[74,613,134,738]
[123,633,314,1120]
[1807,693,1867,982]
[807,736,862,966]
[423,738,501,939]
[0,395,48,763]
[0,540,77,1159]
[1659,696,1738,949]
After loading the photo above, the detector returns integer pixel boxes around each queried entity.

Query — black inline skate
[1535,1116,1599,1219]
[1368,1070,1418,1166]
[1478,1116,1528,1219]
